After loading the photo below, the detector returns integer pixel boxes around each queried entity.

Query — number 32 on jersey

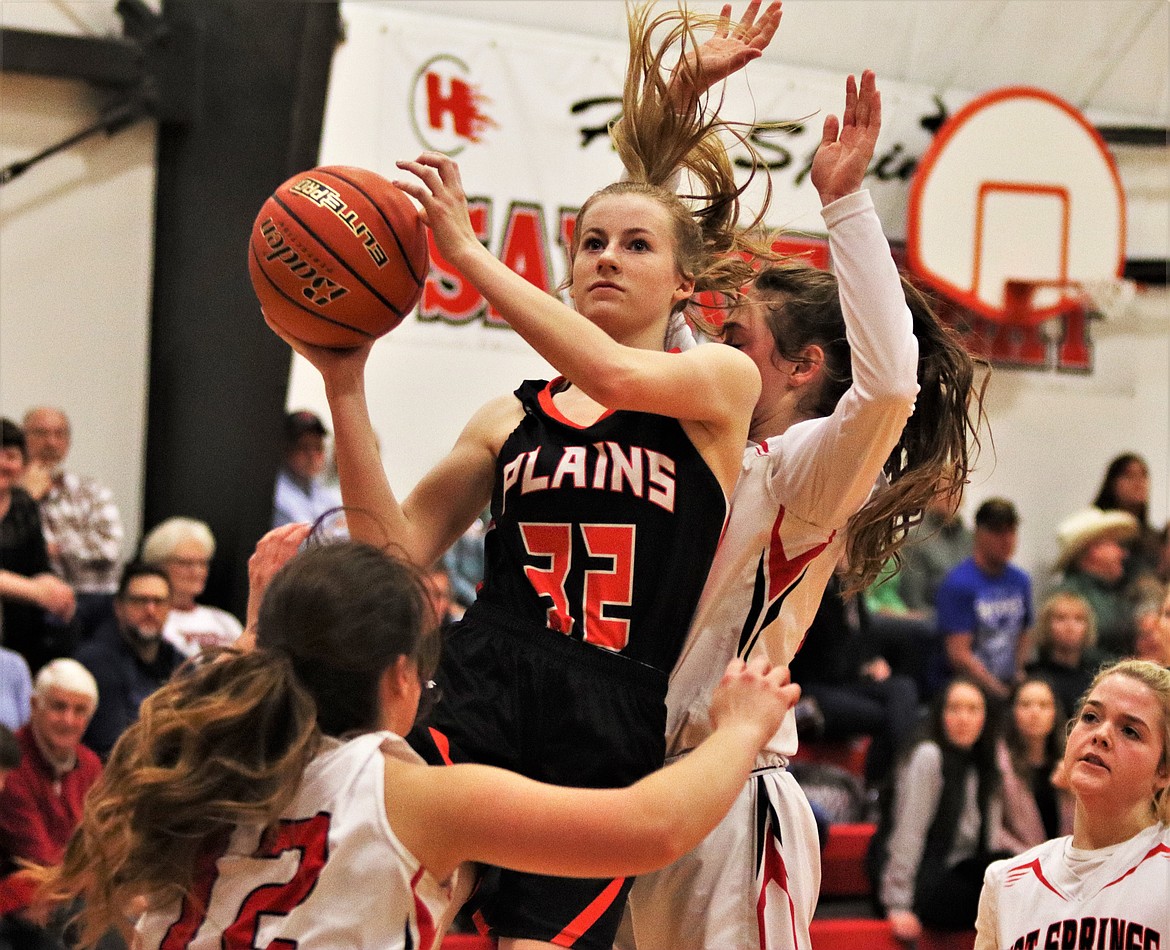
[520,522,634,651]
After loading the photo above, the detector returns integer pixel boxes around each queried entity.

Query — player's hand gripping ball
[249,165,429,348]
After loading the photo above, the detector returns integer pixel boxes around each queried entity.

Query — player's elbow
[625,801,705,872]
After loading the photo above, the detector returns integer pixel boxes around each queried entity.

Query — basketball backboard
[906,87,1126,323]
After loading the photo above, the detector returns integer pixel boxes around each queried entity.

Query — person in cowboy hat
[1054,507,1140,661]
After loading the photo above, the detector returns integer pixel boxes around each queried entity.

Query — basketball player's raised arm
[390,659,800,883]
[265,321,496,566]
[390,155,759,434]
[665,1,783,112]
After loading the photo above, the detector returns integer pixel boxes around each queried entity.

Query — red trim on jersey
[410,866,437,948]
[550,876,626,946]
[472,909,491,937]
[1103,842,1170,889]
[755,826,799,950]
[766,506,834,602]
[1003,857,1065,899]
[537,378,616,429]
[429,726,454,766]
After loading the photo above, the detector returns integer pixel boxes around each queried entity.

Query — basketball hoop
[1002,277,1136,326]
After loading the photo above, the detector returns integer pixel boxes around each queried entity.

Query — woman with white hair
[141,517,242,657]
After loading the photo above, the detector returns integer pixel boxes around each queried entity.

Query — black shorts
[408,601,668,949]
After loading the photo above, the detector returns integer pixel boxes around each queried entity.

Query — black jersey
[475,378,727,673]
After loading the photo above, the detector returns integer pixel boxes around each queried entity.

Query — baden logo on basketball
[410,53,496,155]
[257,219,351,307]
[249,165,428,348]
[289,177,389,267]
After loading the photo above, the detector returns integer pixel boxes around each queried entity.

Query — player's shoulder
[984,835,1069,890]
[463,390,529,444]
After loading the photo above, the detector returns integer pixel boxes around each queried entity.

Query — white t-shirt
[137,732,452,949]
[163,604,244,657]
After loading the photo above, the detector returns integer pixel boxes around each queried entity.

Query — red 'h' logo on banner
[411,54,496,155]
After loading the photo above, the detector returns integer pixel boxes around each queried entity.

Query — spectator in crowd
[20,408,123,640]
[0,419,75,673]
[73,564,183,758]
[1092,453,1161,585]
[0,660,101,936]
[441,510,488,613]
[994,677,1074,854]
[868,677,1008,941]
[0,647,32,732]
[789,573,919,790]
[937,498,1034,706]
[1156,523,1170,586]
[863,559,941,700]
[899,487,974,617]
[1054,506,1140,660]
[1025,590,1104,722]
[272,410,342,529]
[141,517,243,657]
[0,725,18,792]
[1134,583,1170,668]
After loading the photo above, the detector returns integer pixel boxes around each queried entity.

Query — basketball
[248,165,429,348]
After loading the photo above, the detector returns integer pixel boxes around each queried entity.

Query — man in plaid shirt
[20,408,124,641]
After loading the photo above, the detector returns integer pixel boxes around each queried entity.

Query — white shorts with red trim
[616,760,820,950]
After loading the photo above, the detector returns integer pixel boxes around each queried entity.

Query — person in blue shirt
[937,498,1033,708]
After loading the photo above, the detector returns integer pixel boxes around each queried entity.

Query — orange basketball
[249,165,429,348]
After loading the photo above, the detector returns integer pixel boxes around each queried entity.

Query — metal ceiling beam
[0,27,141,87]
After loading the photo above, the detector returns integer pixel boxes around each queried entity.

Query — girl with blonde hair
[268,5,786,946]
[975,659,1170,948]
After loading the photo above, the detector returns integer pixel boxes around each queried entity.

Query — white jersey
[137,732,452,950]
[666,188,920,760]
[624,191,919,950]
[162,603,244,657]
[974,822,1170,950]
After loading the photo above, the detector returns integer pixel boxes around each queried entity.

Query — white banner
[318,4,963,339]
[291,3,1109,491]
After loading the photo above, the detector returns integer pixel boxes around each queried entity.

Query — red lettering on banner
[425,73,489,142]
[487,204,553,326]
[420,201,490,323]
[418,200,1095,372]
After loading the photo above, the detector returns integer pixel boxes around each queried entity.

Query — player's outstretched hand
[810,69,881,206]
[241,522,313,649]
[394,152,482,272]
[708,656,800,747]
[670,1,782,111]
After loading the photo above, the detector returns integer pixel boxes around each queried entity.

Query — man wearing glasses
[74,563,183,759]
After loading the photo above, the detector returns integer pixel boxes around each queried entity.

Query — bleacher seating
[821,822,875,897]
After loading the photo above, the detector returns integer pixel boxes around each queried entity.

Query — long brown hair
[747,264,986,593]
[565,4,783,313]
[37,542,434,946]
